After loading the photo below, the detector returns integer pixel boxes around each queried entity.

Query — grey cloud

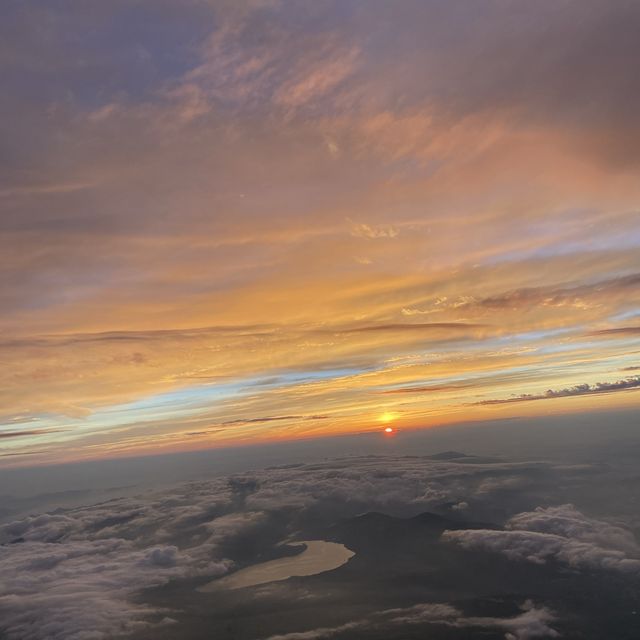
[0,324,276,349]
[443,504,640,573]
[0,536,230,640]
[383,382,475,394]
[238,456,553,514]
[265,600,559,640]
[338,322,485,334]
[476,476,529,495]
[0,451,44,458]
[590,326,640,337]
[385,600,559,640]
[1,0,639,340]
[265,622,362,640]
[0,429,65,439]
[5,1,640,129]
[479,273,640,310]
[0,456,616,639]
[474,376,640,405]
[464,601,560,640]
[0,480,242,639]
[508,504,639,555]
[408,272,640,317]
[222,415,330,426]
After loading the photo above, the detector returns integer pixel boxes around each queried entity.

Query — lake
[200,540,355,591]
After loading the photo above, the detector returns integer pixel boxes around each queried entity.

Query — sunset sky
[2,0,640,467]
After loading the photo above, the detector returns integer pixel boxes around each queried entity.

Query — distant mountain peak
[352,511,396,523]
[427,451,469,460]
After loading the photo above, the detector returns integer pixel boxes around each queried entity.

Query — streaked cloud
[1,1,640,463]
[0,429,65,440]
[3,454,610,639]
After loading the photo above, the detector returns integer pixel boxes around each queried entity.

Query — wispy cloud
[2,1,640,462]
[0,429,64,440]
[0,455,595,638]
[339,322,485,334]
[589,326,640,337]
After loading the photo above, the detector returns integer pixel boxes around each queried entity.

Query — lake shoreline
[199,540,355,591]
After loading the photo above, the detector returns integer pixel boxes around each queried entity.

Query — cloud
[467,601,560,640]
[221,415,330,426]
[508,504,639,555]
[589,326,640,337]
[236,456,557,514]
[339,322,485,334]
[264,600,559,640]
[475,376,640,405]
[0,451,44,458]
[1,454,633,639]
[0,535,230,640]
[0,429,65,439]
[349,221,398,239]
[443,504,640,573]
[274,47,360,110]
[178,4,362,117]
[1,454,593,639]
[264,621,361,640]
[0,479,243,639]
[382,382,474,394]
[404,272,640,319]
[474,273,640,311]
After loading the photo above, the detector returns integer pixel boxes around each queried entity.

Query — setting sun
[384,427,394,434]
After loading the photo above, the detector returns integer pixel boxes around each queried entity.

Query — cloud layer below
[443,504,640,572]
[1,454,637,639]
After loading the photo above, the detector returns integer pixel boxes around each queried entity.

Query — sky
[2,0,640,468]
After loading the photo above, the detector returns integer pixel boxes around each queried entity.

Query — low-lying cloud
[265,600,559,640]
[443,504,640,573]
[0,456,632,639]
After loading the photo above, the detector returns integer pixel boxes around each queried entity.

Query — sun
[384,426,394,433]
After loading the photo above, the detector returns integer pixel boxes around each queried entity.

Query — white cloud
[0,536,229,640]
[264,600,559,640]
[0,458,616,639]
[508,504,639,555]
[0,481,243,640]
[443,504,640,573]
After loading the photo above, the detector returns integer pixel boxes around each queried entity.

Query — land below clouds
[2,449,640,640]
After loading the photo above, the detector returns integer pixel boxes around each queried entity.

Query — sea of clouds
[1,455,638,640]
